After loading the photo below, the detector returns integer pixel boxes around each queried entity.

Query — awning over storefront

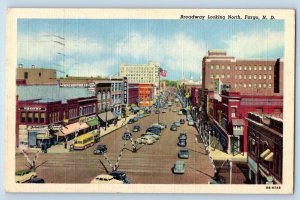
[87,119,98,127]
[36,133,53,140]
[56,122,89,137]
[131,106,140,111]
[260,149,273,161]
[98,111,117,122]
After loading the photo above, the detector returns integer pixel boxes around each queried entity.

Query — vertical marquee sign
[123,77,128,105]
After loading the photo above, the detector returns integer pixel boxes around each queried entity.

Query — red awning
[56,122,89,137]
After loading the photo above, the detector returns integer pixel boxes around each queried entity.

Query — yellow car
[15,169,37,183]
[90,174,124,184]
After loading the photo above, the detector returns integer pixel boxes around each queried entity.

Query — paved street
[16,103,215,184]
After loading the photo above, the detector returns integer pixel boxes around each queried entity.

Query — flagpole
[158,67,161,124]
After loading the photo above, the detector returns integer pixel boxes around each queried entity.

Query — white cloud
[224,29,284,58]
[18,32,103,63]
[116,32,206,79]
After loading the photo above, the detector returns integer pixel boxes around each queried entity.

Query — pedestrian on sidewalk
[64,141,67,149]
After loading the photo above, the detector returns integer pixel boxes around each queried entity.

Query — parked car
[162,109,167,113]
[172,108,177,112]
[90,174,124,184]
[133,117,139,122]
[155,110,160,114]
[127,119,135,124]
[188,120,194,126]
[174,121,180,127]
[170,124,178,131]
[178,132,187,140]
[93,144,107,155]
[178,110,183,115]
[178,139,187,147]
[151,123,166,130]
[132,125,141,132]
[138,114,144,119]
[122,131,132,140]
[178,148,189,159]
[15,169,37,183]
[179,119,185,124]
[146,127,161,134]
[27,177,45,183]
[110,171,130,184]
[172,160,185,174]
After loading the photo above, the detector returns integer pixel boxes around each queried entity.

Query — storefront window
[40,113,45,123]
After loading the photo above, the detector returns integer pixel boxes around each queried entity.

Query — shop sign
[28,125,48,131]
[123,77,128,104]
[20,107,46,111]
[248,156,258,174]
[59,83,89,87]
[86,115,96,121]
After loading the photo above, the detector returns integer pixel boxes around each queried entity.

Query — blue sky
[17,19,284,80]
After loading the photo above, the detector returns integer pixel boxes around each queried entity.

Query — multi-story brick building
[128,83,155,107]
[16,65,58,85]
[202,50,283,96]
[246,112,283,184]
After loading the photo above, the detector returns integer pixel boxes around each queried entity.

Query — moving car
[142,132,160,140]
[178,132,187,140]
[155,110,160,114]
[122,131,132,140]
[172,160,185,174]
[15,169,37,183]
[178,110,183,115]
[93,144,107,155]
[133,117,139,122]
[27,177,45,183]
[110,171,130,184]
[151,123,166,130]
[132,125,141,132]
[90,174,124,184]
[146,127,161,134]
[136,135,156,145]
[188,120,194,126]
[162,109,167,113]
[174,121,180,127]
[170,124,177,131]
[179,119,185,124]
[178,148,189,159]
[127,118,135,124]
[172,108,177,112]
[178,139,187,147]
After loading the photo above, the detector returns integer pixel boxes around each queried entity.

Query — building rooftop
[17,85,94,101]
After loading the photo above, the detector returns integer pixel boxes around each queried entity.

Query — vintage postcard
[5,8,295,193]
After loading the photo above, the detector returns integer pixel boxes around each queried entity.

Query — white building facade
[119,61,160,87]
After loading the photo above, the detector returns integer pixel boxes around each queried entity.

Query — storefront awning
[87,119,98,127]
[131,106,140,111]
[36,133,53,140]
[98,111,117,122]
[260,149,273,161]
[56,122,89,137]
[232,119,244,126]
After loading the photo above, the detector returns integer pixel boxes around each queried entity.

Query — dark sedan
[132,125,141,132]
[170,124,177,131]
[93,144,107,155]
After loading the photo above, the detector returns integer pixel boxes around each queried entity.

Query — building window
[24,72,28,79]
[28,113,33,123]
[239,75,242,79]
[244,84,247,88]
[244,66,247,70]
[254,75,257,79]
[258,84,262,88]
[235,66,238,70]
[269,66,272,70]
[239,66,242,70]
[227,66,230,70]
[221,74,224,78]
[235,75,237,79]
[40,113,45,123]
[259,66,262,70]
[253,83,257,88]
[34,113,39,123]
[21,112,26,123]
[210,75,214,79]
[259,75,262,79]
[244,75,247,79]
[249,66,252,70]
[268,84,272,88]
[263,75,267,79]
[263,84,267,88]
[234,84,237,88]
[254,66,257,70]
[232,107,236,118]
[216,74,219,78]
[249,84,252,88]
[264,66,267,70]
[269,75,272,79]
[249,75,252,79]
[38,72,41,77]
[221,65,225,70]
[226,74,230,79]
[216,65,219,70]
[239,84,242,88]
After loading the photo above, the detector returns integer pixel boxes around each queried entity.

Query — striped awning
[260,149,273,162]
[98,111,117,122]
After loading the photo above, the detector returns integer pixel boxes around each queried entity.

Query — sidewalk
[209,147,247,162]
[17,114,137,154]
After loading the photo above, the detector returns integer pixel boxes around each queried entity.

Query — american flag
[160,69,167,77]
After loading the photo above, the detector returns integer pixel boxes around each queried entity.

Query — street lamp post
[157,68,161,124]
[105,106,108,131]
